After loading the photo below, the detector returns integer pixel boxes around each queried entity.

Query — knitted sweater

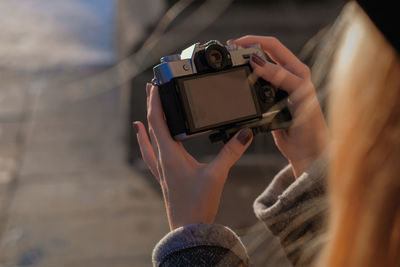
[152,157,328,267]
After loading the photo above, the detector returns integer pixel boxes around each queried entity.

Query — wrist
[166,206,217,231]
[289,158,314,178]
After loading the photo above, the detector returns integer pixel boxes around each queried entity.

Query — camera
[152,40,292,143]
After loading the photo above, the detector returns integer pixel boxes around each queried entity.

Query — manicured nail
[237,128,252,145]
[133,122,139,134]
[226,39,236,45]
[251,54,266,67]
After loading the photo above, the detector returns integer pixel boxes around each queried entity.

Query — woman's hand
[134,84,253,230]
[230,36,329,178]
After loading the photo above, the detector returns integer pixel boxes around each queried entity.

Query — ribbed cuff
[152,223,248,266]
[253,155,328,222]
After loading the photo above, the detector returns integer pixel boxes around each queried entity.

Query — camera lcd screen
[181,67,258,131]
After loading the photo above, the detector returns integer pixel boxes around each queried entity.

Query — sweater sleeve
[253,156,328,266]
[152,223,249,267]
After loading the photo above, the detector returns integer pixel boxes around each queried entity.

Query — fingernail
[226,39,236,45]
[133,122,139,134]
[251,54,266,67]
[237,128,252,145]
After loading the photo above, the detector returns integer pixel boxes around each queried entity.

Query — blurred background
[0,0,344,266]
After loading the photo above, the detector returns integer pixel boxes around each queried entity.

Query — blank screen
[183,68,257,130]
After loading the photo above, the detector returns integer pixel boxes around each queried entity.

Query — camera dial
[261,84,276,103]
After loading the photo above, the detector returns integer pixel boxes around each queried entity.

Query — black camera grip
[158,81,188,138]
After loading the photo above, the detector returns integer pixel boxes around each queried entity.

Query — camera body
[152,40,291,143]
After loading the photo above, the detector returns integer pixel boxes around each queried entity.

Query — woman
[133,1,399,266]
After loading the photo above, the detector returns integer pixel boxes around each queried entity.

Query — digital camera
[152,40,292,143]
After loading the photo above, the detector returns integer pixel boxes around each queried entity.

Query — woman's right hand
[229,36,330,178]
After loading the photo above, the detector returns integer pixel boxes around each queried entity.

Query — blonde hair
[321,2,400,267]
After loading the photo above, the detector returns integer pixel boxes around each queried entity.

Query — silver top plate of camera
[153,40,266,85]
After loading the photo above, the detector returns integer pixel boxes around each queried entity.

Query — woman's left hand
[134,83,253,230]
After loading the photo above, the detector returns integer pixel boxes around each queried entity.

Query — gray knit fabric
[158,246,245,266]
[153,223,249,266]
[254,156,328,266]
[152,157,328,267]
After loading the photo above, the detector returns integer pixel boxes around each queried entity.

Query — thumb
[210,128,253,173]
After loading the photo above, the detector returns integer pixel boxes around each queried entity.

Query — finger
[133,121,159,179]
[233,35,310,79]
[250,54,304,94]
[146,82,152,110]
[146,84,161,159]
[148,125,160,160]
[209,128,253,175]
[147,85,176,146]
[226,39,236,45]
[271,129,288,145]
[146,82,152,96]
